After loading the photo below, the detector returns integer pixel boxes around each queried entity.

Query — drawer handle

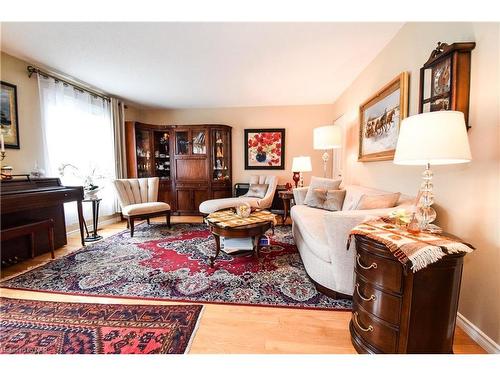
[356,254,377,270]
[353,312,374,333]
[355,283,376,302]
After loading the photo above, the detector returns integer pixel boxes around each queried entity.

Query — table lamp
[291,156,312,188]
[394,111,471,230]
[313,125,341,177]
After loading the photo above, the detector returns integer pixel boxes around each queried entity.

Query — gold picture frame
[358,72,409,162]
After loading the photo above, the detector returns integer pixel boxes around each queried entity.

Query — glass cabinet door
[153,131,171,180]
[135,129,152,178]
[192,130,207,154]
[175,131,189,155]
[212,129,230,182]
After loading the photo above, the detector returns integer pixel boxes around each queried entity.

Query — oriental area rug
[0,224,352,310]
[0,297,203,354]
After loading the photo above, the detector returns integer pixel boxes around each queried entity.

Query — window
[38,77,116,226]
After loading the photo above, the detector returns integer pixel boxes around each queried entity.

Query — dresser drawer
[354,274,402,326]
[356,249,403,294]
[352,307,398,353]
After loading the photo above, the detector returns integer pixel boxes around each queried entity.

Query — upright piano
[0,177,85,266]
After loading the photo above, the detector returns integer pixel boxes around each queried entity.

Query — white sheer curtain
[38,75,117,226]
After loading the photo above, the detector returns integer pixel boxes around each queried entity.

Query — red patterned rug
[0,297,202,354]
[0,224,351,310]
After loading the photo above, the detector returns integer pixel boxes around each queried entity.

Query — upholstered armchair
[113,177,171,237]
[199,175,278,214]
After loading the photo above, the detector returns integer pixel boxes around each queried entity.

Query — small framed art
[1,81,20,149]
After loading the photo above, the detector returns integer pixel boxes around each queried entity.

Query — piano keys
[0,177,85,267]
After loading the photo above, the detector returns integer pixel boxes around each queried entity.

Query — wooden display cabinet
[125,122,232,215]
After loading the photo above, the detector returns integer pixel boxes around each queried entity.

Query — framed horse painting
[358,72,409,162]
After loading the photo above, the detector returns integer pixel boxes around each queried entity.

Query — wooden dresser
[350,234,466,354]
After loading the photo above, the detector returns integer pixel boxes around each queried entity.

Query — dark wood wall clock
[419,41,475,130]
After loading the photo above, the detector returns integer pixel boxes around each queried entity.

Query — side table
[83,198,103,242]
[278,190,294,224]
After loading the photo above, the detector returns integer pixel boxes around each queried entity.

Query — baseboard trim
[66,215,122,236]
[456,312,500,353]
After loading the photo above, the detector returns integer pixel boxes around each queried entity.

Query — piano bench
[1,219,55,260]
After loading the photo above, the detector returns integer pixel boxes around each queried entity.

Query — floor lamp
[394,111,472,231]
[313,125,341,178]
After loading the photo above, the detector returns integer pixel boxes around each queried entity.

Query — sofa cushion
[342,184,396,211]
[355,192,401,210]
[199,197,261,214]
[309,188,346,211]
[245,183,269,198]
[290,205,332,263]
[304,177,342,207]
[122,202,170,216]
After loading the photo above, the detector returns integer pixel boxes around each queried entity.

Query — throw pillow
[355,192,401,210]
[245,183,269,199]
[310,188,346,211]
[304,176,342,207]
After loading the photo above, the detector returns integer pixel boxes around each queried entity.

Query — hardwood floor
[0,216,486,354]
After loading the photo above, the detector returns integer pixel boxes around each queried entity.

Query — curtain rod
[27,65,111,102]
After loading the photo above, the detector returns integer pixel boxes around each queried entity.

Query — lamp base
[416,163,437,230]
[322,151,329,178]
[292,172,300,188]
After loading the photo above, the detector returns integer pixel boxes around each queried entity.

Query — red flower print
[257,146,263,152]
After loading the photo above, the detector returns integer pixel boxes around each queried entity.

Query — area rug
[0,224,352,310]
[0,297,203,354]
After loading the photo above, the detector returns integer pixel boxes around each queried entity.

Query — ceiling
[0,22,403,108]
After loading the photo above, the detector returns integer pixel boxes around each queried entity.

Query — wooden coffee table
[207,220,273,267]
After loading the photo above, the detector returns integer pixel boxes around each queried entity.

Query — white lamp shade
[394,111,472,166]
[292,156,312,172]
[313,125,342,150]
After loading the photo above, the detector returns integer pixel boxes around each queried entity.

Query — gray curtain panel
[111,98,127,179]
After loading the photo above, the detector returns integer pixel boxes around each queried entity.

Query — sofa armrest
[323,207,404,256]
[292,187,309,205]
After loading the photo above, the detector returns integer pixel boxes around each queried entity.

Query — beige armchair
[113,177,171,237]
[199,175,278,214]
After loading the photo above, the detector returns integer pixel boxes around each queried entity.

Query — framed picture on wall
[244,128,285,170]
[0,81,20,149]
[358,72,409,162]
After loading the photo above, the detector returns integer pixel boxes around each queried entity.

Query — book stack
[220,236,270,254]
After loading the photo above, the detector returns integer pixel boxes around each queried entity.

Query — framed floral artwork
[244,128,285,170]
[0,81,20,149]
[358,72,409,162]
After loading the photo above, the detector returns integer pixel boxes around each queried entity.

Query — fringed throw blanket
[348,219,474,272]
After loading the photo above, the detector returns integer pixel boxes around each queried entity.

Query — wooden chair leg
[147,218,151,225]
[30,232,36,258]
[126,219,129,229]
[48,226,55,259]
[129,217,135,237]
[166,211,171,228]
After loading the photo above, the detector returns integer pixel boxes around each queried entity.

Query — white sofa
[291,184,414,297]
[199,175,278,214]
